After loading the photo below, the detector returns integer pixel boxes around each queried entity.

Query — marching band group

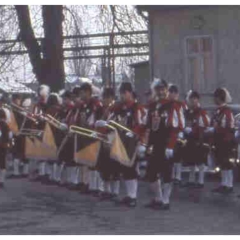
[0,78,239,211]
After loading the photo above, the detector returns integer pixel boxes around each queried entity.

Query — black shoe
[173,179,181,185]
[31,176,42,182]
[92,190,103,197]
[67,183,75,190]
[79,184,90,194]
[74,183,84,191]
[8,175,21,179]
[144,199,163,210]
[115,196,131,206]
[69,184,82,191]
[88,189,97,195]
[76,183,84,191]
[40,176,50,184]
[194,183,204,189]
[99,192,113,201]
[110,194,119,202]
[160,203,170,210]
[58,182,66,187]
[180,182,195,188]
[43,179,54,185]
[226,187,234,194]
[126,198,137,208]
[60,182,69,188]
[212,186,228,194]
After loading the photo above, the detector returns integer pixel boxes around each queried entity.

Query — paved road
[1,178,240,234]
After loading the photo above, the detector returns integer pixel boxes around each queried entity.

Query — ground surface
[1,178,240,235]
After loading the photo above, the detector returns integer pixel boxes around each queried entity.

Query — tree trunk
[15,5,44,83]
[15,5,65,92]
[42,5,65,92]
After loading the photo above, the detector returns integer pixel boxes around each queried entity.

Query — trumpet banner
[73,133,102,167]
[110,129,138,167]
[25,122,59,161]
[25,136,57,161]
[42,122,66,150]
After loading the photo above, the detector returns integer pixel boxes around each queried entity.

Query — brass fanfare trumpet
[4,103,39,124]
[69,125,109,143]
[108,120,134,134]
[41,114,67,130]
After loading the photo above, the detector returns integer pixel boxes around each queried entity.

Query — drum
[108,121,139,167]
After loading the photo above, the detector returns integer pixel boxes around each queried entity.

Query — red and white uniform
[147,98,185,149]
[32,97,48,116]
[79,98,103,129]
[64,102,79,126]
[185,107,210,142]
[45,106,62,120]
[211,104,235,143]
[112,100,147,143]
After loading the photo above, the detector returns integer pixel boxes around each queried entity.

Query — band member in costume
[95,87,121,200]
[33,85,50,117]
[0,109,11,188]
[145,79,185,210]
[168,84,187,185]
[11,93,23,178]
[181,91,210,188]
[59,90,75,123]
[55,89,76,186]
[206,88,235,194]
[33,85,50,181]
[20,96,34,178]
[111,82,146,207]
[78,83,104,196]
[60,87,85,189]
[59,87,87,190]
[43,93,63,184]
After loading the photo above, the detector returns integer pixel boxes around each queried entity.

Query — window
[185,36,214,92]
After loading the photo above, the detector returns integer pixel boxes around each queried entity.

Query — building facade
[129,61,150,103]
[138,5,240,105]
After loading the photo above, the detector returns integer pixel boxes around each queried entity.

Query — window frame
[184,35,215,94]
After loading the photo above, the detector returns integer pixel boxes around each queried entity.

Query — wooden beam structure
[0,30,149,87]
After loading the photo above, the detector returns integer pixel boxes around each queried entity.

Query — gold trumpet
[19,128,43,137]
[4,103,39,124]
[41,114,66,130]
[108,120,134,134]
[69,125,109,143]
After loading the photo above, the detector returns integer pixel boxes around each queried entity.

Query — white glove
[95,120,107,128]
[184,127,192,135]
[126,132,134,138]
[165,148,174,160]
[8,131,13,139]
[205,127,215,133]
[235,130,240,140]
[90,132,98,138]
[178,132,184,139]
[137,145,146,158]
[60,123,68,131]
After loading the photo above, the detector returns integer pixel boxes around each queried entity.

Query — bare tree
[15,5,65,91]
[0,5,148,89]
